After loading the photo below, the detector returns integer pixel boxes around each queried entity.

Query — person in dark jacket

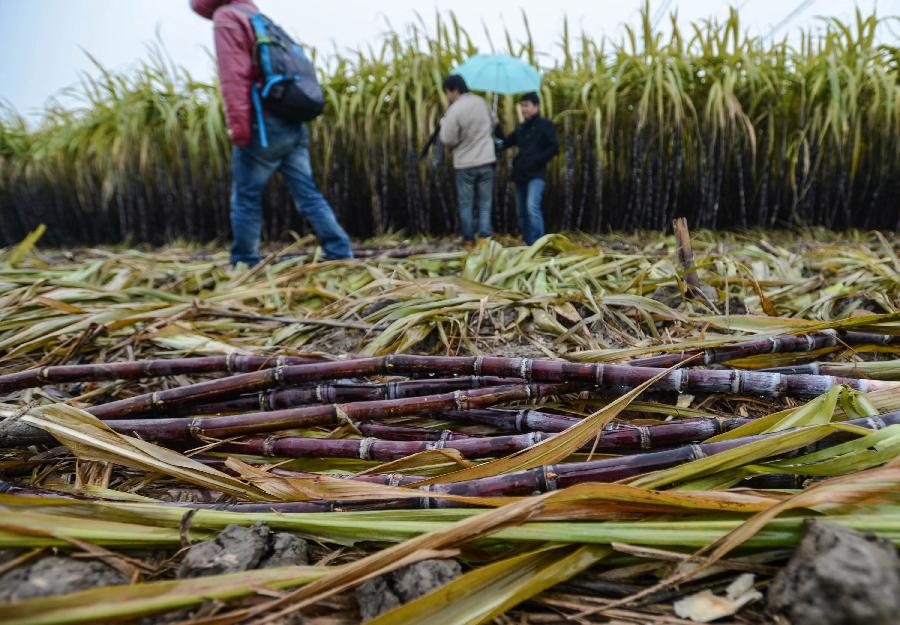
[495,92,559,245]
[190,0,352,266]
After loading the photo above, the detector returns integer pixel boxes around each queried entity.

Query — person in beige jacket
[439,75,496,245]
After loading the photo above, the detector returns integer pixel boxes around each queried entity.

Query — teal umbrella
[451,54,541,95]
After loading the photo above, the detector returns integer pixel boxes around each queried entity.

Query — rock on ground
[177,522,309,579]
[0,556,126,602]
[767,520,900,625]
[354,559,463,622]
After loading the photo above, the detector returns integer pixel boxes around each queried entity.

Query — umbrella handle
[492,94,498,113]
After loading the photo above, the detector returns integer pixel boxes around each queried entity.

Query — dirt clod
[649,285,684,310]
[767,520,900,625]
[0,556,126,601]
[177,522,308,579]
[355,558,462,621]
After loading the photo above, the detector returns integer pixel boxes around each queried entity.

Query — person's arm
[213,9,255,147]
[439,105,462,149]
[498,125,518,148]
[535,120,559,164]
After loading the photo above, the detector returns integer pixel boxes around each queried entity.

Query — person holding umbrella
[495,91,559,245]
[449,55,552,245]
[439,74,497,248]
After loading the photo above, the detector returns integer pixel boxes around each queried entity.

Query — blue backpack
[234,7,325,147]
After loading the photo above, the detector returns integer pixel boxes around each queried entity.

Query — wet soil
[354,558,462,621]
[767,520,900,625]
[0,555,126,602]
[178,521,308,578]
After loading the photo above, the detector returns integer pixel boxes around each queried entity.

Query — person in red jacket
[191,0,352,265]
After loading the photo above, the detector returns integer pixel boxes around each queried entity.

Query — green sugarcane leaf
[837,388,880,418]
[627,425,843,490]
[412,364,680,486]
[367,544,610,625]
[705,385,844,442]
[3,224,46,268]
[844,387,900,416]
[0,563,333,625]
[19,404,270,501]
[754,424,900,476]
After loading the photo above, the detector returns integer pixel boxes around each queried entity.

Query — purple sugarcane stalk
[85,355,897,420]
[181,376,518,416]
[841,331,900,345]
[417,409,900,502]
[0,384,561,449]
[103,383,565,441]
[6,411,897,514]
[628,331,840,368]
[629,330,900,368]
[438,408,582,433]
[0,354,326,394]
[759,361,898,378]
[215,416,746,461]
[120,409,900,512]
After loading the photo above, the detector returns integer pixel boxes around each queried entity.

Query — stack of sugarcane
[3,330,900,513]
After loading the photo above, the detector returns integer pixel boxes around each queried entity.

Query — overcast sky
[0,0,896,119]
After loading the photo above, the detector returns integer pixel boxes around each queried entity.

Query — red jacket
[191,0,260,146]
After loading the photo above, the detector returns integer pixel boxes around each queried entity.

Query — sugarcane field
[1,1,900,624]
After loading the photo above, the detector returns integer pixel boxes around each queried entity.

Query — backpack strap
[226,5,272,148]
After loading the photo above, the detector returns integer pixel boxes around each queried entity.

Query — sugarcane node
[732,371,744,394]
[188,417,203,437]
[262,436,277,457]
[541,466,560,491]
[515,409,528,432]
[671,368,687,393]
[638,426,652,450]
[593,364,605,387]
[689,443,707,460]
[519,358,533,382]
[150,392,165,409]
[386,381,399,399]
[357,437,375,460]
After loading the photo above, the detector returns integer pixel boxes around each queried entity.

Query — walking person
[191,0,352,266]
[495,92,559,245]
[439,75,497,248]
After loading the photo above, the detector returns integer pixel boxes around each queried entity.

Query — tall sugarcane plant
[2,7,899,247]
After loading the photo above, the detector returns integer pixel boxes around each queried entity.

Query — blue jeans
[514,178,546,245]
[455,165,494,240]
[230,116,352,265]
